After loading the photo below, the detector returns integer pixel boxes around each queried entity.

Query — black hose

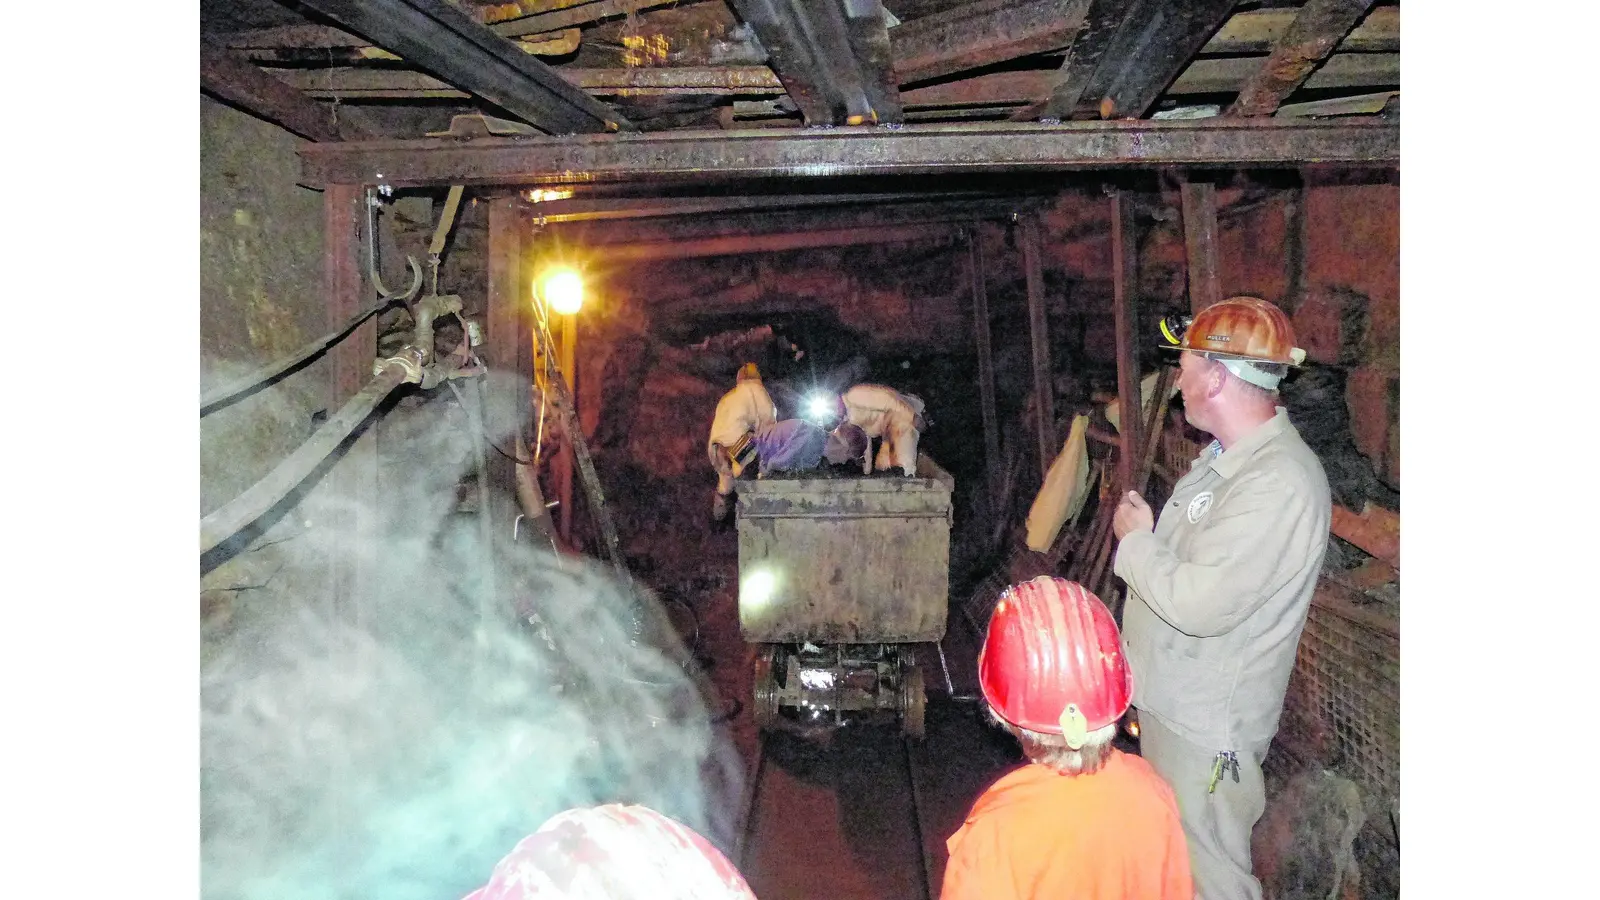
[200,296,400,416]
[200,362,410,555]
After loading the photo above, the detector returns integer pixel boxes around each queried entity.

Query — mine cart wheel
[753,645,780,730]
[900,662,926,740]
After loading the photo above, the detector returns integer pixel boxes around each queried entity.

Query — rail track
[736,720,936,900]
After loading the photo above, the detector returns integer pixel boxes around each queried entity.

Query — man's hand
[1113,491,1155,540]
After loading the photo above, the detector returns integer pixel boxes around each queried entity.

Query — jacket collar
[1208,407,1290,479]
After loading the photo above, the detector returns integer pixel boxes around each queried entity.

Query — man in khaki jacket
[707,363,777,521]
[1112,297,1331,900]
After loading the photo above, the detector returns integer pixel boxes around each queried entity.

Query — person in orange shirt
[942,576,1193,900]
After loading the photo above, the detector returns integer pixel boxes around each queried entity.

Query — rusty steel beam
[1022,214,1056,474]
[1228,0,1379,118]
[278,54,1399,103]
[1014,0,1135,121]
[566,196,1043,245]
[968,229,1002,508]
[323,184,377,626]
[1180,180,1220,313]
[891,0,1087,86]
[586,223,959,261]
[728,0,901,125]
[298,119,1398,188]
[201,37,368,141]
[524,190,1026,223]
[1084,0,1238,119]
[1202,6,1397,56]
[486,197,540,548]
[297,0,631,134]
[1109,189,1142,494]
[276,65,784,99]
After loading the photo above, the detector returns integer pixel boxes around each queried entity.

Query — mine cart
[735,457,953,739]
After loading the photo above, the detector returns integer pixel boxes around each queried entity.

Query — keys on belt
[1207,750,1241,794]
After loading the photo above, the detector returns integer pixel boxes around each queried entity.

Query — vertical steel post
[557,314,577,542]
[1284,177,1307,309]
[1110,190,1143,495]
[1181,180,1221,314]
[968,229,1001,507]
[324,183,375,630]
[1021,214,1055,475]
[486,196,537,544]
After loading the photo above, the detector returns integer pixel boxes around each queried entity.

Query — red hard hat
[978,577,1132,745]
[463,804,756,900]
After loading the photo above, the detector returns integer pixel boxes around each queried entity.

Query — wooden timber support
[1181,180,1221,313]
[1022,214,1056,476]
[968,228,1002,510]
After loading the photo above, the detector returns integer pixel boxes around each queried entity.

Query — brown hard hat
[1179,296,1303,365]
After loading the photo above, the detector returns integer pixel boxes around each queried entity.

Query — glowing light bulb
[540,269,584,315]
[742,568,779,609]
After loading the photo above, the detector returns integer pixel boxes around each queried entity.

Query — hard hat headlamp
[803,392,842,427]
[1158,313,1192,347]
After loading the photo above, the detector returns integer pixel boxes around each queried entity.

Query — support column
[486,196,539,547]
[1180,180,1221,314]
[968,228,1001,508]
[557,314,576,542]
[324,183,376,630]
[1110,190,1143,494]
[1021,214,1055,475]
[1284,177,1307,309]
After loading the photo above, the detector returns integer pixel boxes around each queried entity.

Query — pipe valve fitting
[375,346,426,384]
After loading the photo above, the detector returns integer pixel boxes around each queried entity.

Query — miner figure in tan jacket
[1112,297,1332,900]
[841,383,925,476]
[707,363,777,522]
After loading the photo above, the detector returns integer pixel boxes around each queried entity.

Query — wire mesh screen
[1275,591,1400,803]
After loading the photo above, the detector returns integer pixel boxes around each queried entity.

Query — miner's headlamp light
[1158,313,1193,348]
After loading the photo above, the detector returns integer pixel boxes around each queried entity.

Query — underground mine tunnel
[200,2,1400,899]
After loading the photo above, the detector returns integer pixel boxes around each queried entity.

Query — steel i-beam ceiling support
[1078,0,1239,120]
[1228,0,1380,118]
[728,0,902,125]
[297,0,632,134]
[298,119,1399,189]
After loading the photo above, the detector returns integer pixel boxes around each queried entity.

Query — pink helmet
[978,577,1132,747]
[463,804,756,900]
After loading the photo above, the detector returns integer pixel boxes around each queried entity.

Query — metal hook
[372,254,424,303]
[364,185,423,304]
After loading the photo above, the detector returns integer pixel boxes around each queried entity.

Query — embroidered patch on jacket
[1186,491,1214,523]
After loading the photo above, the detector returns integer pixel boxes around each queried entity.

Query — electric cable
[200,295,402,416]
